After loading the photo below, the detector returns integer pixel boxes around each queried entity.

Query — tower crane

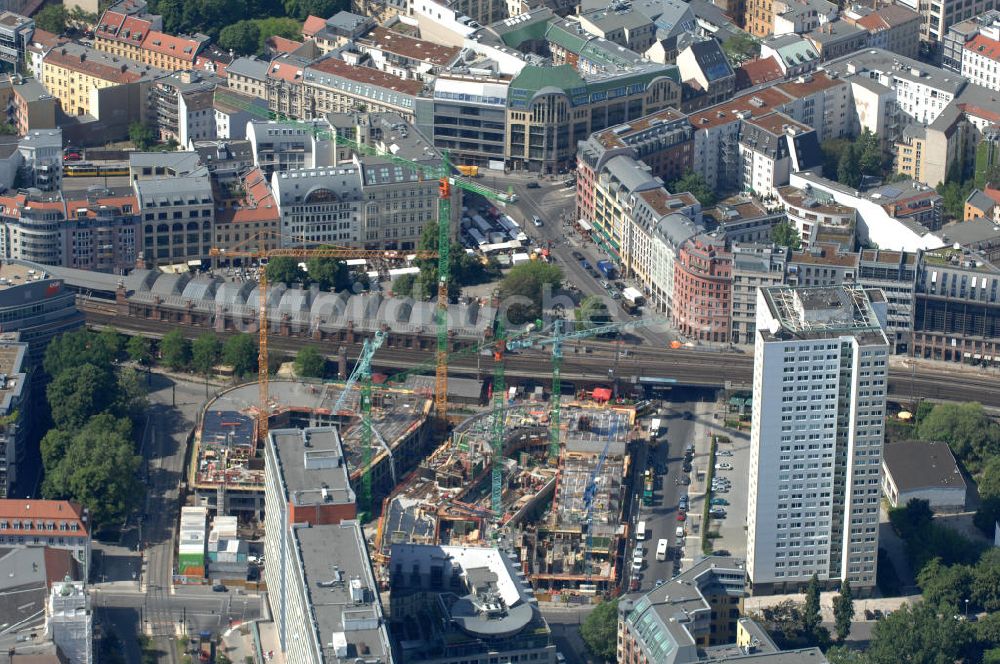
[208,96,518,422]
[331,329,387,513]
[208,239,436,445]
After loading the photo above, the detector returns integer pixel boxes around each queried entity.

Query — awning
[578,219,593,231]
[592,387,612,402]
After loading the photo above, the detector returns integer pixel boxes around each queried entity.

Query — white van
[636,521,647,540]
[655,538,669,561]
[675,526,685,539]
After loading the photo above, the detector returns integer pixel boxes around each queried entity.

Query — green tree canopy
[669,171,717,207]
[218,20,261,55]
[978,456,1000,501]
[129,122,155,150]
[100,327,126,360]
[498,261,563,325]
[294,346,326,378]
[44,329,116,379]
[47,363,118,430]
[126,335,154,366]
[305,252,352,291]
[192,333,222,376]
[770,221,802,249]
[722,32,758,66]
[580,599,618,662]
[222,333,258,377]
[803,574,821,636]
[917,402,1000,473]
[865,603,974,664]
[265,256,307,286]
[833,580,854,642]
[391,273,417,298]
[160,329,191,371]
[917,557,973,612]
[116,366,149,420]
[35,4,68,33]
[254,17,303,53]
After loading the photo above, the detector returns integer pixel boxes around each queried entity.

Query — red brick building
[672,233,733,342]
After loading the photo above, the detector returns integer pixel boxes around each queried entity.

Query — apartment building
[389,544,556,664]
[263,428,390,664]
[587,155,661,263]
[907,0,998,56]
[0,343,27,499]
[618,557,747,662]
[148,70,223,144]
[747,285,888,595]
[133,169,214,265]
[213,167,279,256]
[94,4,207,71]
[41,42,159,119]
[912,245,1000,365]
[746,0,836,38]
[673,232,732,342]
[0,189,139,272]
[0,500,91,575]
[358,26,461,80]
[46,579,92,664]
[731,243,789,344]
[894,103,972,186]
[225,56,269,100]
[776,184,856,250]
[676,38,736,112]
[17,128,62,191]
[844,4,921,59]
[786,243,859,287]
[961,21,1000,91]
[807,20,868,61]
[303,11,375,52]
[857,249,918,352]
[629,191,703,316]
[245,119,326,177]
[760,34,821,77]
[302,56,423,120]
[824,49,966,128]
[942,10,1000,72]
[738,112,821,198]
[0,75,56,135]
[577,106,693,225]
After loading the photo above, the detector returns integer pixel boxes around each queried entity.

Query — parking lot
[678,401,751,565]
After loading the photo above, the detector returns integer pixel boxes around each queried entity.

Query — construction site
[188,378,434,521]
[372,392,636,599]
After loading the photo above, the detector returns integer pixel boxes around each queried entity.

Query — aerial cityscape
[0,0,996,660]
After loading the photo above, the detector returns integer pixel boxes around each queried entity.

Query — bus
[636,521,647,540]
[656,538,669,561]
[466,228,488,247]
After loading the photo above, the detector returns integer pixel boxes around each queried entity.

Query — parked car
[676,512,687,522]
[212,583,227,592]
[715,463,733,470]
[717,450,733,457]
[685,443,695,453]
[572,251,585,261]
[682,462,692,473]
[709,508,727,517]
[675,476,690,485]
[682,411,693,420]
[526,181,541,189]
[655,579,665,588]
[713,487,730,493]
[629,577,641,591]
[532,215,543,227]
[63,151,82,162]
[710,498,729,506]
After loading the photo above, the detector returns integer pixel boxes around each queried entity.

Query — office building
[17,128,62,191]
[0,261,82,366]
[0,12,34,71]
[857,249,918,352]
[133,168,214,266]
[46,578,92,664]
[389,544,557,664]
[673,233,733,342]
[747,285,889,595]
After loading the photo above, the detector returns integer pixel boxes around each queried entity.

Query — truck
[456,165,480,177]
[622,299,640,316]
[198,631,213,663]
[596,260,617,279]
[622,286,645,305]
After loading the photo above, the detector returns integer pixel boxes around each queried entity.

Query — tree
[826,646,866,664]
[40,428,73,475]
[191,333,222,377]
[580,599,618,662]
[576,295,611,330]
[219,20,261,55]
[498,261,563,325]
[391,273,417,298]
[35,4,68,33]
[917,557,972,612]
[44,329,116,378]
[294,346,326,378]
[972,548,1000,612]
[977,455,1000,501]
[917,402,1000,473]
[126,335,154,366]
[802,574,822,636]
[889,497,934,539]
[160,329,191,371]
[116,366,149,419]
[975,496,1000,537]
[254,16,303,53]
[937,179,974,221]
[833,580,854,642]
[305,252,351,291]
[837,145,861,189]
[669,171,717,207]
[222,333,258,377]
[722,32,759,66]
[865,603,974,664]
[129,122,155,150]
[42,414,141,527]
[265,256,307,286]
[47,363,118,430]
[857,130,884,178]
[770,221,802,249]
[100,327,126,360]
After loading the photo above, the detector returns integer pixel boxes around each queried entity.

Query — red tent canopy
[592,387,612,402]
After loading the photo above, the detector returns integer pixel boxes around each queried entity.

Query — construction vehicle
[206,98,517,424]
[456,165,480,177]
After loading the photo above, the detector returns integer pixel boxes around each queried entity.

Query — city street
[89,372,261,663]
